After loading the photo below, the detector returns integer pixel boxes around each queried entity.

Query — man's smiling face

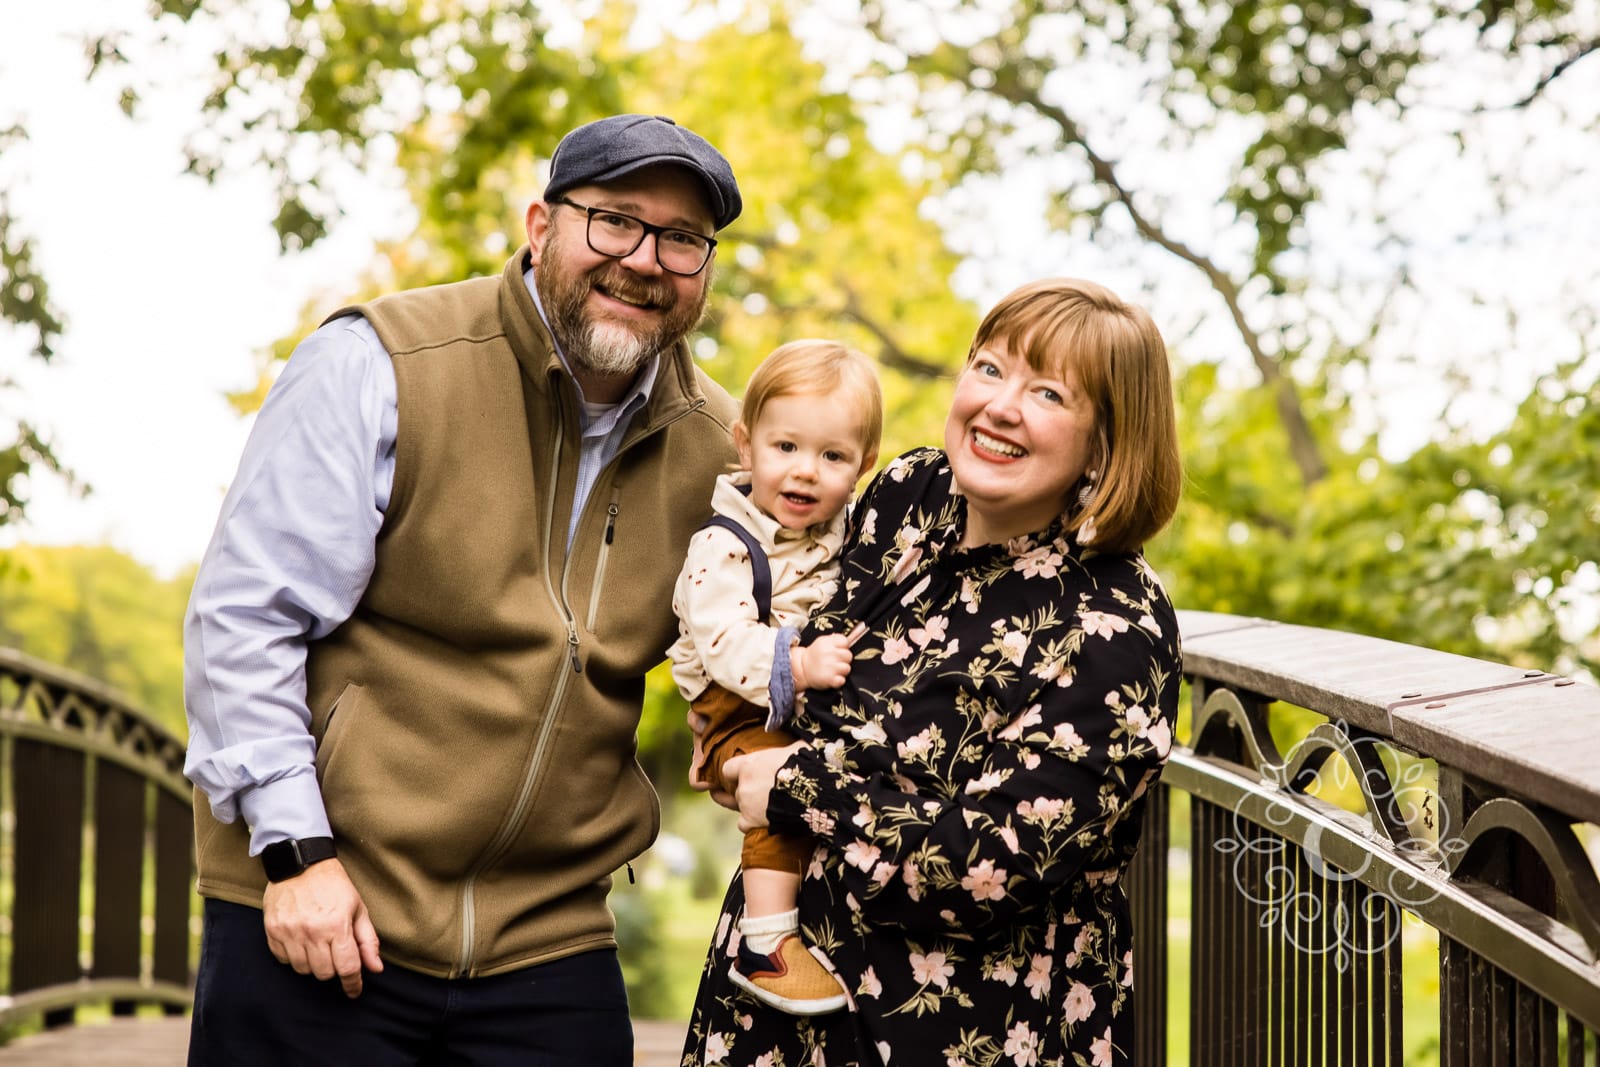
[528,164,715,383]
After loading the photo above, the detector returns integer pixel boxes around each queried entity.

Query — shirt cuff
[765,744,856,842]
[766,626,800,731]
[236,770,333,856]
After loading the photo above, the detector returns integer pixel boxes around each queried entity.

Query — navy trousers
[188,899,634,1066]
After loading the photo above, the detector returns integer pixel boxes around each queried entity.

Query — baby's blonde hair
[739,340,883,460]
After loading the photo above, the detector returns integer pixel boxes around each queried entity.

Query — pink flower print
[897,727,936,761]
[1138,613,1162,636]
[886,456,915,481]
[997,703,1042,742]
[754,1054,775,1067]
[908,614,948,649]
[808,853,826,880]
[1050,722,1087,757]
[803,809,837,836]
[1045,923,1057,950]
[881,634,914,665]
[738,1013,754,1031]
[1013,545,1063,579]
[1147,718,1173,758]
[704,1031,731,1062]
[1091,1027,1115,1067]
[1063,980,1096,1024]
[1024,953,1053,1001]
[716,912,733,946]
[1081,611,1129,639]
[991,958,1018,986]
[1003,1020,1040,1066]
[852,802,875,829]
[894,523,924,553]
[848,720,888,744]
[860,508,879,541]
[963,770,1006,796]
[1121,949,1135,986]
[859,966,883,997]
[872,861,897,886]
[1020,796,1066,825]
[844,840,882,873]
[999,629,1029,666]
[902,860,923,901]
[960,576,979,613]
[1031,657,1070,687]
[998,825,1020,853]
[910,950,954,989]
[961,858,1008,901]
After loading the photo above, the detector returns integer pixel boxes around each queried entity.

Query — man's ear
[526,200,553,265]
[732,421,753,469]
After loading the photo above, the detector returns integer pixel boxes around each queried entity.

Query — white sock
[739,908,799,954]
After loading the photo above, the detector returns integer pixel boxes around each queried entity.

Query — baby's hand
[792,633,853,690]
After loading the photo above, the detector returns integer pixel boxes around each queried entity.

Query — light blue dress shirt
[183,268,657,853]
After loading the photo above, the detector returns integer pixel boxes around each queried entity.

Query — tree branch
[984,71,1329,488]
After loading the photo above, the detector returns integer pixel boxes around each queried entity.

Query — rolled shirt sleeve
[182,315,396,854]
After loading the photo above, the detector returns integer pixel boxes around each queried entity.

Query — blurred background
[2,0,1597,1028]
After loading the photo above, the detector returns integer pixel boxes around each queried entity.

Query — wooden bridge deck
[0,1016,689,1065]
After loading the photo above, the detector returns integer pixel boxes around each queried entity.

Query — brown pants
[695,683,811,875]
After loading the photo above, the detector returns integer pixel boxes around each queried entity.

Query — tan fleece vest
[193,249,738,978]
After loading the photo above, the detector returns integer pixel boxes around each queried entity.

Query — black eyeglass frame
[548,196,718,276]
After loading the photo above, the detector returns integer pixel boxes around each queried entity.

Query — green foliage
[0,126,75,528]
[0,544,191,734]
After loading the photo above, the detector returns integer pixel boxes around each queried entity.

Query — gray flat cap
[544,114,743,231]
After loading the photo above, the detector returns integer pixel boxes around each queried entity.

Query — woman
[684,278,1184,1067]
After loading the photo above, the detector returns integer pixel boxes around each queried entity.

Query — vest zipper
[456,393,706,974]
[458,424,581,975]
[585,494,621,631]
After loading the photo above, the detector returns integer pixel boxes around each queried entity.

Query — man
[183,115,742,1065]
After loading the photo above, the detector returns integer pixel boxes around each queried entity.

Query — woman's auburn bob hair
[967,277,1182,555]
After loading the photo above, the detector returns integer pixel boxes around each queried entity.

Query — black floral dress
[682,448,1181,1067]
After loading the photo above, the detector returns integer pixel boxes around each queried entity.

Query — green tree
[90,0,1599,725]
[0,123,77,529]
[0,543,191,733]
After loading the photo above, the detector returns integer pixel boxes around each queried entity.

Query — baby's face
[737,392,872,530]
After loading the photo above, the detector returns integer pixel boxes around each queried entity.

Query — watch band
[260,836,338,883]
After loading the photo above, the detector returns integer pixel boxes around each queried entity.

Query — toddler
[669,339,883,1015]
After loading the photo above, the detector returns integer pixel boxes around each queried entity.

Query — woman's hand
[720,742,804,833]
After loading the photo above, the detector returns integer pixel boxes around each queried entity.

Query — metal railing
[0,648,193,1028]
[1131,610,1600,1066]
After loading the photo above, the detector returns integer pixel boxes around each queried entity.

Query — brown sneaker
[729,933,848,1015]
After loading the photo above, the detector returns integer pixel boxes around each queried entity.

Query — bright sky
[0,2,397,577]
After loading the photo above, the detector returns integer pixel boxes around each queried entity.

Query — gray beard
[564,319,656,378]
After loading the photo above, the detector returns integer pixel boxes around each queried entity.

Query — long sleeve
[768,605,1177,933]
[182,315,397,854]
[672,525,787,706]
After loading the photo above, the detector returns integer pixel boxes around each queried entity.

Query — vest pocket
[314,682,366,780]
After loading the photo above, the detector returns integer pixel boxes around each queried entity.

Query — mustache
[590,265,674,309]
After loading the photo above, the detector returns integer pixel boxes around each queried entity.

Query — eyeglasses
[549,196,717,276]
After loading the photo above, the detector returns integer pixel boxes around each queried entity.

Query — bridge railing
[0,648,193,1028]
[1130,610,1600,1066]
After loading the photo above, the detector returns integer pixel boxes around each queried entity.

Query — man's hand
[262,858,383,998]
[791,633,853,690]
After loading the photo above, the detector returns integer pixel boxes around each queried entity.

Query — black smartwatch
[260,837,338,883]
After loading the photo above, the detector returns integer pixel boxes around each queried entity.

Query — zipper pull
[567,623,582,673]
[605,502,619,545]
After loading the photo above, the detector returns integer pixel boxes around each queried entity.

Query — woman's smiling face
[943,340,1098,547]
